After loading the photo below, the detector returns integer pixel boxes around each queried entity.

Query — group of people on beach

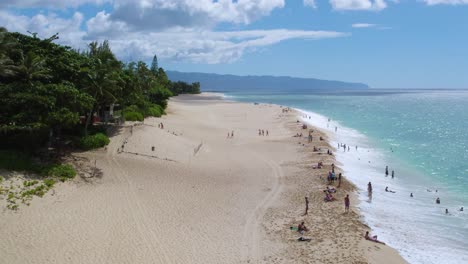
[293,118,391,245]
[258,129,269,136]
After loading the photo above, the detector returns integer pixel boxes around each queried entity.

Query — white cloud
[0,0,109,9]
[0,10,86,47]
[107,0,286,30]
[94,29,349,64]
[304,0,317,8]
[424,0,468,4]
[0,9,347,64]
[330,0,387,11]
[352,23,377,28]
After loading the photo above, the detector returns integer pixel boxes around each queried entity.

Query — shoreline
[0,92,406,263]
[203,92,407,263]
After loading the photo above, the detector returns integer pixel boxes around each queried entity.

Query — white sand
[0,93,407,263]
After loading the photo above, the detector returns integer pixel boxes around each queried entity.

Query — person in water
[367,182,373,194]
[460,207,464,211]
[445,209,449,214]
[436,197,441,204]
[410,193,413,197]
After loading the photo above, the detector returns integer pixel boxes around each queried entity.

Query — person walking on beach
[385,166,389,176]
[368,182,373,194]
[305,197,309,215]
[231,131,234,138]
[344,195,350,213]
[391,170,395,179]
[338,173,342,188]
[335,126,338,132]
[266,130,269,136]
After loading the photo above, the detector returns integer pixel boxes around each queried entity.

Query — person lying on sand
[298,237,312,242]
[324,193,335,202]
[326,186,337,193]
[365,231,386,245]
[385,187,396,193]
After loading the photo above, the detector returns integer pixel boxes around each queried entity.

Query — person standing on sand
[368,182,373,194]
[266,130,269,136]
[344,195,350,213]
[385,166,389,176]
[231,131,234,138]
[305,197,309,215]
[391,170,395,179]
[338,173,342,188]
[335,126,337,132]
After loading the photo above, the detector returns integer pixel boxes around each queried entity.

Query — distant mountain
[166,71,369,92]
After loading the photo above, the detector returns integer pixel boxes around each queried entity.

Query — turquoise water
[225,89,468,264]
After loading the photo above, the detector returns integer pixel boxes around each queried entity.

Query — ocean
[223,89,468,264]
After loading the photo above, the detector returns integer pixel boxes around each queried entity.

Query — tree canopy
[0,28,200,151]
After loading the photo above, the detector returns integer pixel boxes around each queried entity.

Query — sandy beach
[0,93,407,264]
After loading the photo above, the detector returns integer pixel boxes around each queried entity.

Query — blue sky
[1,0,468,88]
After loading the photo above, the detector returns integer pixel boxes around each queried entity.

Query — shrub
[23,180,39,187]
[80,133,110,150]
[123,111,144,121]
[43,179,56,188]
[46,164,76,179]
[21,184,47,197]
[145,104,165,117]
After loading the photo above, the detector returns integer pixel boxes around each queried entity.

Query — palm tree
[0,27,19,77]
[15,51,50,87]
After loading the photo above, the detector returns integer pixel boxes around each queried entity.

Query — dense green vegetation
[79,133,110,150]
[0,27,199,155]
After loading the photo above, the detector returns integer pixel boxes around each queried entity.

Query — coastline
[0,92,406,263]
